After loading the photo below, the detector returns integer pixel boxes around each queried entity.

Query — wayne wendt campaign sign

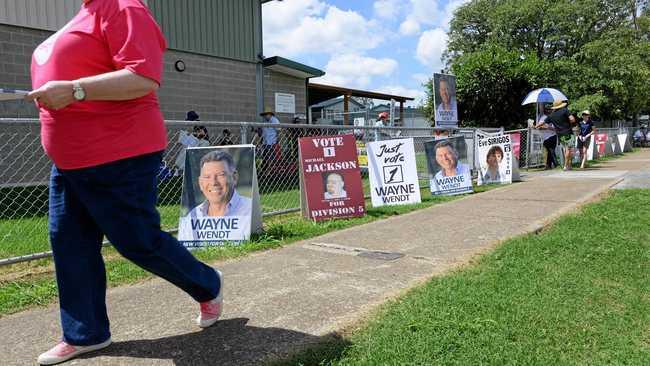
[178,145,262,246]
[424,136,473,196]
[433,73,458,128]
[477,133,513,185]
[299,134,365,221]
[367,138,421,207]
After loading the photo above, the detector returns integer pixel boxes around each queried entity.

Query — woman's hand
[26,81,75,110]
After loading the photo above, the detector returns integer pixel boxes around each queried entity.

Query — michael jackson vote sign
[298,134,365,221]
[367,138,421,207]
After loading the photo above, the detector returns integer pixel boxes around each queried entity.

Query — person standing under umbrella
[535,104,558,169]
[547,100,574,170]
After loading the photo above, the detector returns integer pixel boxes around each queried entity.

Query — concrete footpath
[2,150,649,365]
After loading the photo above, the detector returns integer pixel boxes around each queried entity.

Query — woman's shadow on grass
[84,317,349,366]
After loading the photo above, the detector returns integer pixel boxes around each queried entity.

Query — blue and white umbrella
[521,88,567,105]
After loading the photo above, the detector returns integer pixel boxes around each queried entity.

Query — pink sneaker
[196,270,223,328]
[37,338,111,365]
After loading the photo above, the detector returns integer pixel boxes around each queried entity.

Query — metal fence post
[240,125,248,144]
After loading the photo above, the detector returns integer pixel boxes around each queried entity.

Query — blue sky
[262,0,467,105]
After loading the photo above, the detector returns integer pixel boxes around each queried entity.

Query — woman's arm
[588,126,596,138]
[26,69,158,110]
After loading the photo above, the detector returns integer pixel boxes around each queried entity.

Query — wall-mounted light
[174,60,186,72]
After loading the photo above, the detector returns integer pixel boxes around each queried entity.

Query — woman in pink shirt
[27,1,223,364]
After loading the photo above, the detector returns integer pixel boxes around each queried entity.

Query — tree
[430,0,650,128]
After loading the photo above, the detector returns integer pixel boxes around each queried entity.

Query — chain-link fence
[0,119,636,264]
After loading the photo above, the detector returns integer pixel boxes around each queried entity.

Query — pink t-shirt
[31,0,168,169]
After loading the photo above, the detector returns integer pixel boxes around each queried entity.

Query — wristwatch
[72,82,86,101]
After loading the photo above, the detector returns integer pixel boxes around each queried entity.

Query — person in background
[535,104,557,169]
[215,129,234,146]
[633,125,647,147]
[374,112,388,141]
[577,110,596,169]
[193,125,211,144]
[547,100,574,171]
[175,113,211,172]
[186,110,200,122]
[258,108,281,171]
[27,1,222,364]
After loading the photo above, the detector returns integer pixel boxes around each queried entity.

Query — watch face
[74,89,85,100]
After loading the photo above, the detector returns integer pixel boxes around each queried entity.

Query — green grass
[280,189,650,366]
[0,185,496,317]
[5,147,626,259]
[0,188,307,259]
[0,174,428,259]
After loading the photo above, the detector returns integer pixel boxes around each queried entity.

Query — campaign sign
[477,134,513,185]
[511,132,521,160]
[356,140,368,167]
[424,136,473,196]
[0,88,29,101]
[367,138,421,207]
[178,145,262,247]
[528,129,545,168]
[433,73,458,128]
[586,137,598,161]
[298,134,365,221]
[595,133,609,156]
[617,133,632,152]
[608,134,621,155]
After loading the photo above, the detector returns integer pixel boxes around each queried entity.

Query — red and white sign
[595,133,608,156]
[298,134,365,221]
[510,132,521,160]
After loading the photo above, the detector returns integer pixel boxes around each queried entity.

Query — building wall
[0,0,255,63]
[147,0,259,63]
[263,69,306,123]
[0,0,82,32]
[0,24,48,118]
[160,50,258,121]
[0,24,259,122]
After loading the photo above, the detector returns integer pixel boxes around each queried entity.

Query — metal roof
[308,83,415,106]
[263,56,325,79]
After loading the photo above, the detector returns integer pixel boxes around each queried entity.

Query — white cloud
[373,0,402,19]
[398,0,441,36]
[412,73,431,84]
[416,28,448,70]
[263,1,384,58]
[312,53,398,89]
[376,85,427,106]
[406,0,469,70]
[399,18,421,36]
[441,0,469,28]
[398,0,469,36]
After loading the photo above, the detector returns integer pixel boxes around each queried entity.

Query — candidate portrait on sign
[433,140,470,181]
[323,172,348,200]
[187,150,252,218]
[435,75,458,123]
[482,145,504,183]
[178,147,256,243]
